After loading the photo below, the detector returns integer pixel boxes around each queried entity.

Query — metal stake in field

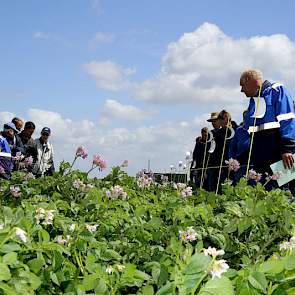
[200,130,213,189]
[215,123,235,195]
[246,85,262,178]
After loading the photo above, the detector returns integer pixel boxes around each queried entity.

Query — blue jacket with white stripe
[244,80,295,154]
[0,134,13,175]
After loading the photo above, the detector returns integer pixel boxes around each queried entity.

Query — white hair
[240,69,263,82]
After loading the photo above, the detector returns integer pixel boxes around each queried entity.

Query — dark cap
[41,127,51,135]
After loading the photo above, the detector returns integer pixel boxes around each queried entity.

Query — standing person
[1,122,24,157]
[32,127,55,177]
[0,123,18,179]
[207,112,220,136]
[209,110,233,192]
[8,119,25,171]
[206,112,220,191]
[240,69,295,189]
[19,121,36,156]
[11,117,24,132]
[190,127,210,188]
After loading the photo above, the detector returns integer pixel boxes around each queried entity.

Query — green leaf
[185,253,211,275]
[199,277,234,295]
[224,202,243,217]
[237,217,252,236]
[0,242,21,253]
[285,256,295,270]
[52,251,64,271]
[38,229,50,243]
[224,220,237,233]
[28,258,45,274]
[102,248,121,261]
[183,253,211,293]
[82,273,99,291]
[94,279,107,294]
[26,272,42,290]
[0,282,16,295]
[259,258,284,274]
[156,282,175,295]
[0,263,11,281]
[135,269,150,280]
[14,208,24,224]
[2,252,18,265]
[2,207,14,224]
[141,285,154,295]
[248,271,267,292]
[50,271,60,286]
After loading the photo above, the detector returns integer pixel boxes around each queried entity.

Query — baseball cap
[4,122,19,133]
[41,127,51,135]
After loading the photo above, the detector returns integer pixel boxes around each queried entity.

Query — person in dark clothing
[208,110,233,192]
[206,112,220,191]
[19,121,36,157]
[231,121,238,130]
[190,127,210,188]
[207,112,220,135]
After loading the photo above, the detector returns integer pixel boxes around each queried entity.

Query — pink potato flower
[93,155,107,171]
[225,158,240,172]
[248,169,262,182]
[25,156,34,166]
[75,146,88,159]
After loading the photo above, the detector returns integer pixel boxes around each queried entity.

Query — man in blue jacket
[0,123,18,179]
[240,69,295,181]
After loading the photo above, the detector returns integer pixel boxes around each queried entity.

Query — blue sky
[1,0,295,174]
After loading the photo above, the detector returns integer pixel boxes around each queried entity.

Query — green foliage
[0,166,294,294]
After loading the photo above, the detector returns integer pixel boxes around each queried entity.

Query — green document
[270,156,295,187]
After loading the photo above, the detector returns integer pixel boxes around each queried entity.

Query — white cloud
[0,111,16,127]
[134,22,295,108]
[89,32,114,50]
[100,99,155,123]
[89,0,103,14]
[83,60,136,91]
[33,32,50,39]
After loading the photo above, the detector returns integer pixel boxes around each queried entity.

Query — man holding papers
[240,69,295,183]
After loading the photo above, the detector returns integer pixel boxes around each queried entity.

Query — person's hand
[282,153,295,169]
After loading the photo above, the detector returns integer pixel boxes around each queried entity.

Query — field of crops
[0,162,295,294]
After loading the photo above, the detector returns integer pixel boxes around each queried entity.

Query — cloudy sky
[1,0,295,175]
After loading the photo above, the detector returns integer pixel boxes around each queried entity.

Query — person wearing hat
[207,112,220,135]
[32,127,55,177]
[0,123,19,179]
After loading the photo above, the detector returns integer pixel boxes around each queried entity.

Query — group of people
[0,118,55,180]
[190,69,295,194]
